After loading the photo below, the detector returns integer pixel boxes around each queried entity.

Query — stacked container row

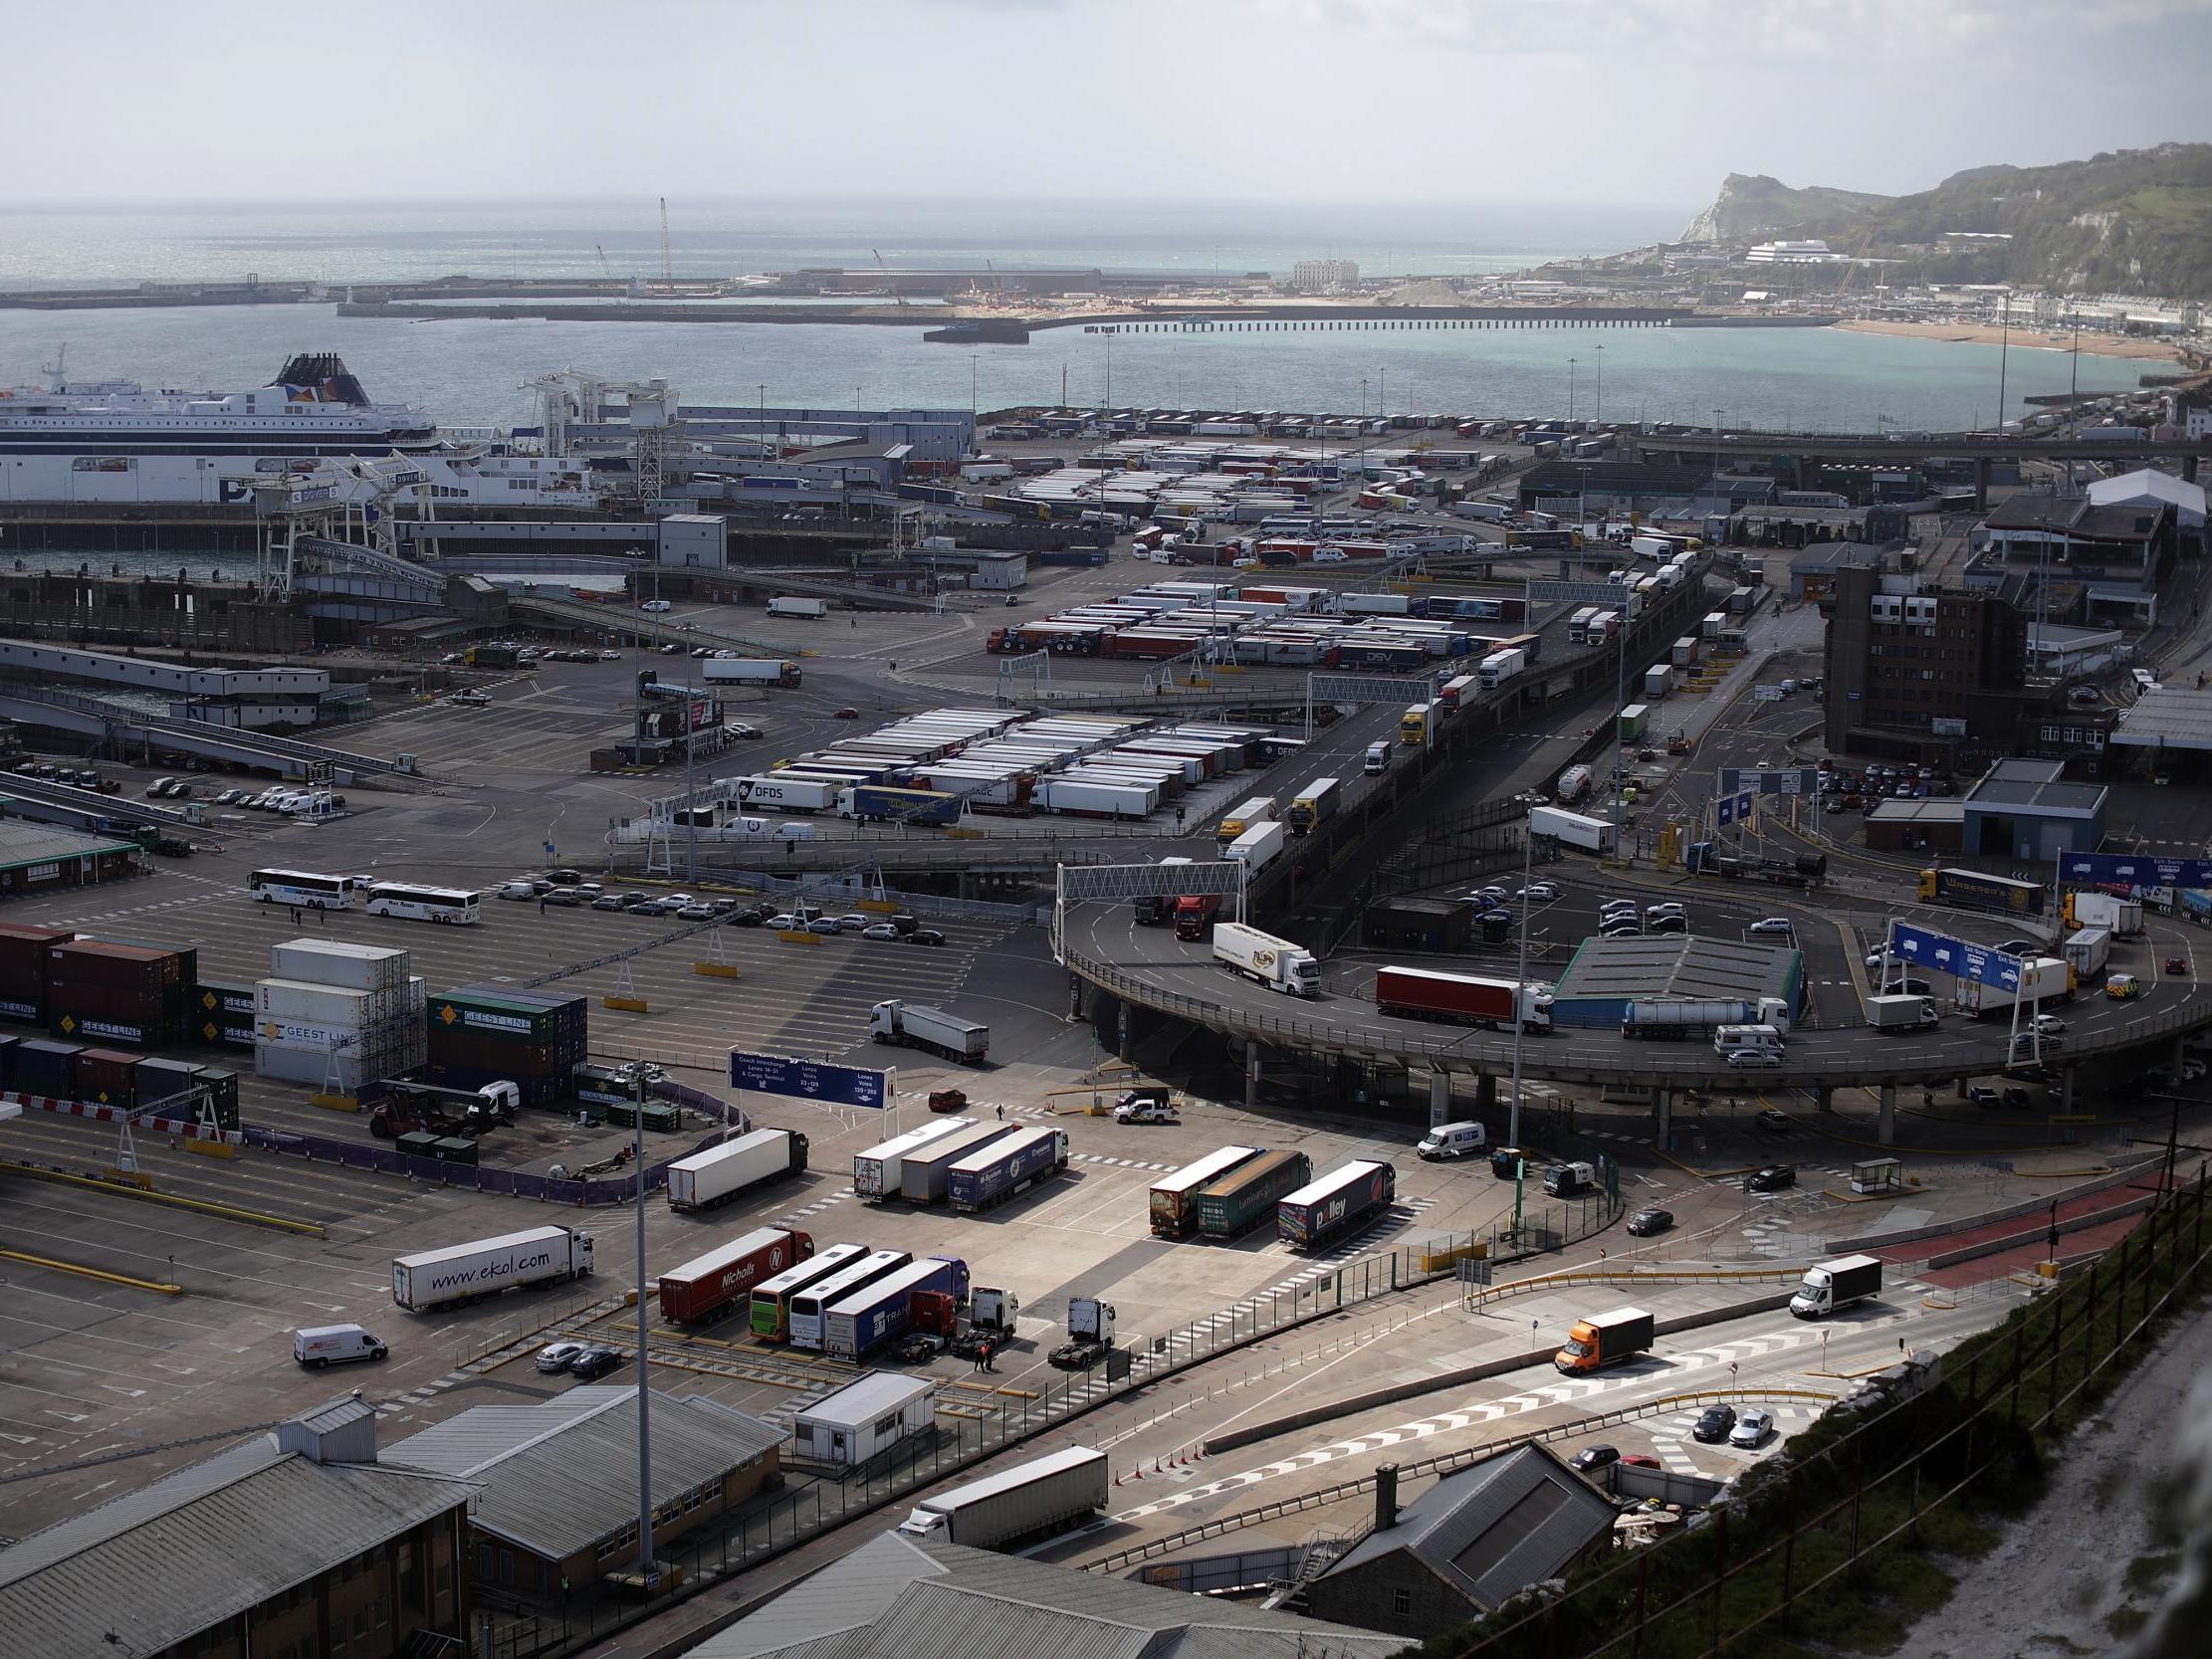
[425,984,588,1109]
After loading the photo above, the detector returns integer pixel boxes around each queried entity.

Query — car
[1475,886,1508,905]
[1746,918,1795,937]
[1601,923,1642,940]
[1626,1207,1673,1237]
[1114,1094,1180,1125]
[144,776,175,797]
[707,897,744,915]
[724,722,762,739]
[1746,1163,1796,1191]
[689,645,712,658]
[1568,1444,1621,1473]
[836,913,871,932]
[907,928,947,947]
[591,895,628,911]
[675,904,716,920]
[1729,1408,1776,1449]
[832,707,860,721]
[1312,547,1349,563]
[800,916,841,934]
[766,913,798,931]
[659,642,682,655]
[496,881,536,901]
[1756,1108,1792,1134]
[2031,1014,2067,1037]
[640,599,673,612]
[1966,1085,2002,1109]
[598,649,622,661]
[1521,882,1559,902]
[567,1348,625,1380]
[1995,938,2039,957]
[1726,1048,1782,1069]
[1691,1404,1738,1444]
[1598,897,1639,916]
[729,905,773,927]
[1621,1454,1662,1470]
[1649,915,1687,934]
[535,1340,588,1374]
[860,923,902,940]
[214,788,244,805]
[164,780,193,797]
[543,888,584,908]
[2167,957,2191,976]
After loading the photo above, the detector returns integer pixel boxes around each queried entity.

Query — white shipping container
[269,939,410,991]
[257,978,376,1021]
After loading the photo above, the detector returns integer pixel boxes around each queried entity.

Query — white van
[294,1324,388,1369]
[1712,1023,1784,1056]
[1363,742,1392,775]
[1418,1121,1488,1160]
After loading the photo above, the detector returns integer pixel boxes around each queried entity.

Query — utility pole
[1507,819,1535,1147]
[632,1070,655,1582]
[1568,356,1577,422]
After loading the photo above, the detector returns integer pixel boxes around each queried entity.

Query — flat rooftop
[1551,933,1800,1007]
[1964,757,2106,815]
[2110,684,2212,751]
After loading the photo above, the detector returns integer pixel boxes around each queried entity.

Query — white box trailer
[727,774,842,813]
[897,1446,1109,1550]
[392,1226,593,1312]
[1225,819,1287,875]
[768,596,829,618]
[1035,778,1156,817]
[1213,922,1320,996]
[900,1121,1020,1203]
[666,1128,805,1211]
[793,1371,937,1466]
[853,1119,975,1200]
[1529,804,1616,854]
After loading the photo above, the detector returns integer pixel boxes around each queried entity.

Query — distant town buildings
[1290,258,1359,294]
[1745,239,1844,264]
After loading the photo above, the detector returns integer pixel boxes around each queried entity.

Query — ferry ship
[0,353,597,508]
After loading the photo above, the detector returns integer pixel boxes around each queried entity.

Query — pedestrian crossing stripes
[776,1187,855,1222]
[1073,1152,1179,1174]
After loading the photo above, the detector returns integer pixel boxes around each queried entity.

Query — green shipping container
[1195,1149,1312,1239]
[396,1131,441,1160]
[600,1100,679,1134]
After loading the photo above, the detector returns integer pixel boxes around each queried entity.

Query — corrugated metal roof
[0,1435,475,1655]
[382,1387,779,1559]
[1322,1445,1615,1611]
[693,1534,1401,1659]
[792,1370,936,1429]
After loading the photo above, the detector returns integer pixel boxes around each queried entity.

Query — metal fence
[473,1179,1624,1659]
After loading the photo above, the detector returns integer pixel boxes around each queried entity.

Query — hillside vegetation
[1679,143,2212,299]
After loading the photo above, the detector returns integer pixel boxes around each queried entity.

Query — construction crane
[873,249,907,308]
[595,243,614,282]
[659,197,673,287]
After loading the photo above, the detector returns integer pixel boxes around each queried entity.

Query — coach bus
[364,882,483,926]
[248,869,364,910]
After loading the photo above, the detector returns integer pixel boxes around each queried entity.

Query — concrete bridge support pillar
[1244,1039,1260,1109]
[2185,454,2199,485]
[1117,998,1133,1062]
[1429,1070,1452,1128]
[1878,1083,1897,1146]
[1474,1072,1498,1112]
[1652,1086,1670,1146]
[2056,1066,2075,1114]
[1974,456,1992,510]
[1816,1086,1835,1115]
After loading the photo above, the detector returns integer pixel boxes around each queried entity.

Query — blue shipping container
[949,1129,1068,1213]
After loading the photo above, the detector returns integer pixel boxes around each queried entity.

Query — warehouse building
[1959,758,2106,861]
[1546,933,1802,1028]
[0,1395,475,1659]
[1864,797,1966,854]
[691,1531,1403,1659]
[0,818,142,898]
[382,1386,780,1603]
[1307,1450,1618,1640]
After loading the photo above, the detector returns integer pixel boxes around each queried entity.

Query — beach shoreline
[1834,317,2182,363]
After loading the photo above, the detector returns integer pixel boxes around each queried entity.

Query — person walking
[540,894,548,915]
[981,1342,995,1373]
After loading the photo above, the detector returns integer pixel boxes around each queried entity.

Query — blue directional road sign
[729,1050,889,1110]
[2060,852,2212,891]
[1886,922,2024,992]
[1716,790,1756,827]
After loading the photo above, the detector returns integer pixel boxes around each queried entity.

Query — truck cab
[1363,742,1391,775]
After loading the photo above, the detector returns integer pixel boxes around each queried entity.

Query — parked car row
[215,785,342,814]
[491,876,950,943]
[533,1339,625,1380]
[13,760,119,792]
[1597,898,1688,939]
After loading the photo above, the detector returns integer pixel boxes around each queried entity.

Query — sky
[11,0,2212,211]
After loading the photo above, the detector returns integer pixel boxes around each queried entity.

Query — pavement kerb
[1201,1289,1798,1455]
[1923,1190,2156,1270]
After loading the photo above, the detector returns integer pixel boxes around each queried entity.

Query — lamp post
[632,1069,654,1582]
[1593,343,1604,424]
[1568,356,1577,422]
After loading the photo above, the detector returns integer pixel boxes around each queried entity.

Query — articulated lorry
[1194,1148,1313,1239]
[1172,892,1222,939]
[1955,958,2075,1016]
[1916,867,2046,917]
[1212,923,1320,996]
[948,1127,1069,1212]
[658,1226,815,1326]
[1529,804,1615,854]
[897,1447,1110,1550]
[1277,1159,1396,1251]
[1790,1255,1883,1319]
[1622,997,1792,1038]
[1375,966,1553,1032]
[1554,1306,1654,1374]
[701,658,802,688]
[1149,1145,1263,1237]
[870,999,991,1063]
[392,1226,594,1313]
[666,1128,808,1211]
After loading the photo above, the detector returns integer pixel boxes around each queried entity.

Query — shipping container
[269,939,411,991]
[70,1046,140,1107]
[1194,1148,1313,1239]
[658,1226,814,1325]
